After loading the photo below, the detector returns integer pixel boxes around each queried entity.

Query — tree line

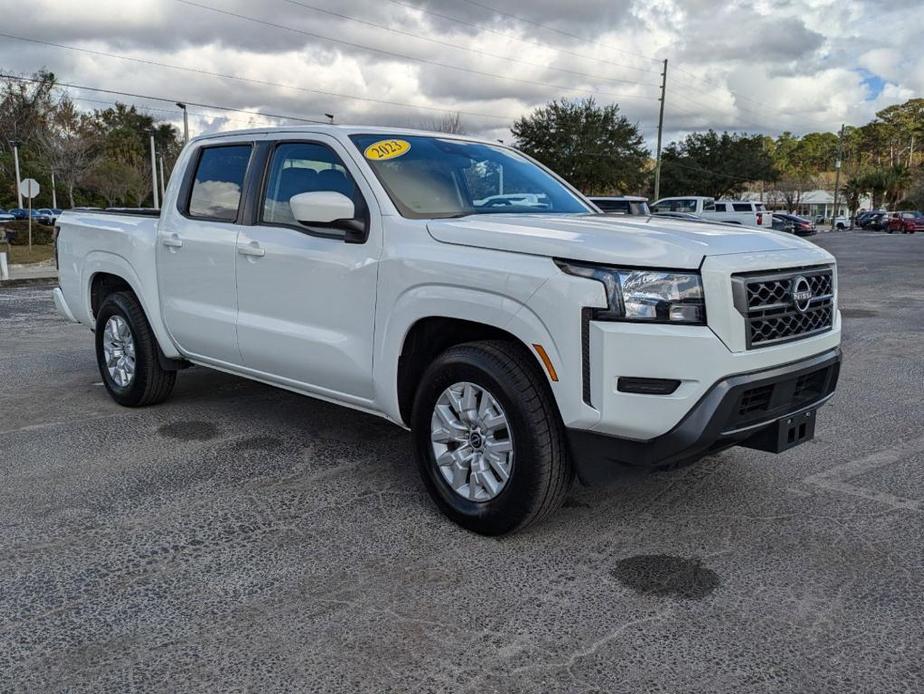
[0,71,182,209]
[1,70,922,212]
[511,97,924,211]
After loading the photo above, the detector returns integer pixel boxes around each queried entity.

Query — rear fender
[82,251,181,359]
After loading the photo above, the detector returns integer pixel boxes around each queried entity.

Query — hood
[427,213,825,268]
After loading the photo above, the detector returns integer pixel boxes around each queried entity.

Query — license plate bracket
[741,409,816,453]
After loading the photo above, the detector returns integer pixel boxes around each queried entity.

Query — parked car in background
[8,208,44,221]
[856,210,883,228]
[651,211,704,222]
[0,208,15,223]
[886,211,923,234]
[53,125,842,535]
[714,200,771,227]
[36,208,58,225]
[861,212,890,231]
[815,214,848,229]
[772,213,816,236]
[652,196,770,227]
[589,196,650,215]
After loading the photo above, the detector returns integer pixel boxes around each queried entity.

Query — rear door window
[187,145,252,221]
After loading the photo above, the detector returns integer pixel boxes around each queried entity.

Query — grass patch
[3,244,54,265]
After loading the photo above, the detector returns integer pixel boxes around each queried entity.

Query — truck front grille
[732,266,834,349]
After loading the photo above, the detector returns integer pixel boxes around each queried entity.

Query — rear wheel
[95,291,176,407]
[411,340,572,536]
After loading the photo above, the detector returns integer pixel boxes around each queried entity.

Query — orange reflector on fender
[532,344,559,382]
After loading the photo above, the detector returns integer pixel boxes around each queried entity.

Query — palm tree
[857,169,890,208]
[883,165,912,206]
[842,177,865,219]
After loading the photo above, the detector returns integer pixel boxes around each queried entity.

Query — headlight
[557,261,706,324]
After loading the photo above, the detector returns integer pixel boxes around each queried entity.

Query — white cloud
[0,0,918,146]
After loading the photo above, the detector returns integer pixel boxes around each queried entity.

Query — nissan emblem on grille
[791,276,813,313]
[732,267,835,349]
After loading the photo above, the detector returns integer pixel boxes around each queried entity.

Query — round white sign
[19,178,40,199]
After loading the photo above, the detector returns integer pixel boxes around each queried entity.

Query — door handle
[238,242,265,258]
[162,233,183,248]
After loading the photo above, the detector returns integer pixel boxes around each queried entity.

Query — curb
[0,276,58,289]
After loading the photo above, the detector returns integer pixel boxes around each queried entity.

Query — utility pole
[653,59,668,202]
[159,155,166,201]
[176,102,189,143]
[51,169,58,209]
[149,133,159,209]
[831,123,845,230]
[10,140,23,208]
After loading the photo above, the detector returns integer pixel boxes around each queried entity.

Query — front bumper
[568,348,841,485]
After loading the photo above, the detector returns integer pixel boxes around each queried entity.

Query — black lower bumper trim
[567,348,841,485]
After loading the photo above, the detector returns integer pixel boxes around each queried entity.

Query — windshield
[349,134,590,219]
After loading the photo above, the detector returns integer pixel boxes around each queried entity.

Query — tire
[411,340,573,536]
[95,291,176,407]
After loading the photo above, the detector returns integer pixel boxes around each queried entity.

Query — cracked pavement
[1,231,923,692]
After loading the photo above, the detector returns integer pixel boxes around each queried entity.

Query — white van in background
[652,196,770,228]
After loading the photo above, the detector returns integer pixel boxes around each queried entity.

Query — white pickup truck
[652,196,771,227]
[54,126,841,535]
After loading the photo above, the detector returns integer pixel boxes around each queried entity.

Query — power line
[458,0,840,133]
[283,0,657,90]
[67,95,297,128]
[0,73,329,124]
[458,0,662,64]
[378,0,661,77]
[670,64,767,110]
[70,95,182,117]
[178,0,661,102]
[666,68,841,131]
[668,85,841,132]
[0,33,519,122]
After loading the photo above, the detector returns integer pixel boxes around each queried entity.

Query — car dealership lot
[1,232,922,692]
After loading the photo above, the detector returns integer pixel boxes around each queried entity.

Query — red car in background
[886,211,923,234]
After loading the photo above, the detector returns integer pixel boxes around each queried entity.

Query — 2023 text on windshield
[349,134,591,220]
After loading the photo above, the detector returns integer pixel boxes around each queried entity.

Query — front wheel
[411,340,573,536]
[95,291,176,407]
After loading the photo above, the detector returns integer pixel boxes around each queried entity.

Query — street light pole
[176,102,189,143]
[831,123,845,230]
[159,155,166,201]
[9,140,23,208]
[149,133,159,209]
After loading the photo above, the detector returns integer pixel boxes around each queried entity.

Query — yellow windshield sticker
[364,139,411,161]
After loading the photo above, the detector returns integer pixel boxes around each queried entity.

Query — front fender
[373,283,567,426]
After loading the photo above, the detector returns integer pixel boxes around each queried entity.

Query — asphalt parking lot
[1,231,922,692]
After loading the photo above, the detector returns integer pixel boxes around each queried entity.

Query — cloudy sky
[0,0,920,147]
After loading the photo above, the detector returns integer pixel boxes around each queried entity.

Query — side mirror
[290,191,355,225]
